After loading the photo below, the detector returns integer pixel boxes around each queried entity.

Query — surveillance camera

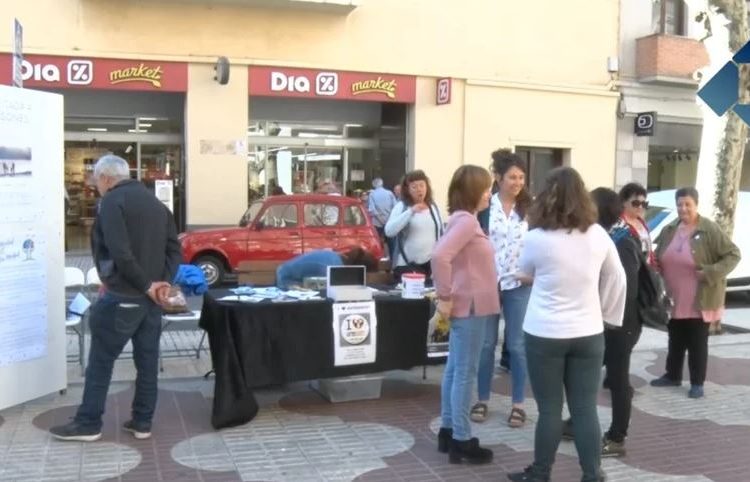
[692,70,703,82]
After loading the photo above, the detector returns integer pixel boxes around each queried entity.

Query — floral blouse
[488,194,528,291]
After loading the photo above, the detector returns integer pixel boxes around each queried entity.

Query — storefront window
[247,101,407,201]
[64,141,183,251]
[64,141,137,250]
[247,121,385,198]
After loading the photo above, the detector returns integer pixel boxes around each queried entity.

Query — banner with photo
[332,301,377,366]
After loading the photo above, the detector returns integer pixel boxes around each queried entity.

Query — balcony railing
[636,34,709,85]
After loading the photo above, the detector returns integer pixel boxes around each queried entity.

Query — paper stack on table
[218,287,322,303]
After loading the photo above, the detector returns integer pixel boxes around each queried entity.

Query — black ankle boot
[437,427,452,453]
[448,437,493,464]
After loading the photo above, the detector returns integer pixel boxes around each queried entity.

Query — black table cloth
[199,290,431,429]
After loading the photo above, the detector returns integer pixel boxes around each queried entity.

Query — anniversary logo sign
[331,301,377,366]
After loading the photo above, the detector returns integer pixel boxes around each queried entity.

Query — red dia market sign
[0,54,187,92]
[249,66,416,103]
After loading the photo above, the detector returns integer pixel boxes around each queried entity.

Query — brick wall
[636,34,709,80]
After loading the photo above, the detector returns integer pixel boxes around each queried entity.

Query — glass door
[64,141,136,252]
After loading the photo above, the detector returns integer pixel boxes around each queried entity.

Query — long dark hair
[527,167,597,232]
[400,170,434,207]
[491,149,531,219]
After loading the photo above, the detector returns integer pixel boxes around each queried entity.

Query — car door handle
[324,231,337,236]
[288,231,300,237]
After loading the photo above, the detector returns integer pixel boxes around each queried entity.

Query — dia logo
[21,60,60,82]
[20,59,93,85]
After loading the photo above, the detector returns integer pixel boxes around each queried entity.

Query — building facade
[616,0,750,193]
[2,0,620,243]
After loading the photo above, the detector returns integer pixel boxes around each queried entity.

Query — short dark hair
[527,167,597,232]
[400,170,434,206]
[490,148,532,219]
[341,246,378,271]
[675,187,699,204]
[591,187,623,230]
[447,165,493,214]
[618,182,647,202]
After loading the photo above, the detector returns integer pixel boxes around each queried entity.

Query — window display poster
[155,179,173,212]
[0,85,66,410]
[332,301,377,366]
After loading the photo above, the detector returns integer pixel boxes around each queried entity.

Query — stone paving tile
[4,332,750,481]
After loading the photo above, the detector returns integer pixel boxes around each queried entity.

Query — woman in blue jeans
[432,165,499,464]
[507,167,626,482]
[472,149,532,427]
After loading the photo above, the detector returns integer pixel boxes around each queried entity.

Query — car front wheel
[195,255,225,287]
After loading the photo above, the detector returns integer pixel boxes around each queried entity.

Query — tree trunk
[693,0,747,334]
[707,0,748,237]
[693,1,730,219]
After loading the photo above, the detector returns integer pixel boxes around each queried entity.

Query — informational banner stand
[0,85,66,410]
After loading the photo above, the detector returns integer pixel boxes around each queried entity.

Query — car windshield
[240,201,264,226]
[644,206,671,231]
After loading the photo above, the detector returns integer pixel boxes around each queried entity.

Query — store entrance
[64,134,184,252]
[248,141,379,200]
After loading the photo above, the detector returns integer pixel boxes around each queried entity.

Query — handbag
[637,256,672,328]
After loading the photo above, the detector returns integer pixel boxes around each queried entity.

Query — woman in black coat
[590,187,642,458]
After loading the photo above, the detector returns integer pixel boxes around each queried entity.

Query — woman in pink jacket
[432,165,500,464]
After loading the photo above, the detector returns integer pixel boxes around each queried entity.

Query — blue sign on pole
[12,18,23,88]
[698,40,750,126]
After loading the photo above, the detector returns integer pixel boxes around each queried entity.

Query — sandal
[470,402,489,422]
[508,407,526,428]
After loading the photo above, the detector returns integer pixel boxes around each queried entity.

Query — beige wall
[412,77,466,211]
[412,78,619,209]
[4,0,618,86]
[3,0,622,223]
[463,82,619,190]
[185,64,248,225]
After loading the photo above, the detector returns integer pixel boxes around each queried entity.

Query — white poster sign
[332,301,377,366]
[155,179,173,212]
[276,150,292,195]
[0,85,66,410]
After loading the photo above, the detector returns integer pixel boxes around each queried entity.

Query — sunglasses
[630,200,649,209]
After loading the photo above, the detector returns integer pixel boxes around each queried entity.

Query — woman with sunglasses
[619,183,655,265]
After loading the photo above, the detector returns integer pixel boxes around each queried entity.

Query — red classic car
[179,194,384,286]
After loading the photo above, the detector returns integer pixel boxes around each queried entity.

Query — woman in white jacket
[385,170,443,283]
[507,167,626,482]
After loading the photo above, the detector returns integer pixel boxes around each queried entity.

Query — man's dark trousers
[74,292,163,431]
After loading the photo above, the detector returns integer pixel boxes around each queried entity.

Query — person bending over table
[276,247,378,290]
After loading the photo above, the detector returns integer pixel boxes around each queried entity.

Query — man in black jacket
[51,155,182,442]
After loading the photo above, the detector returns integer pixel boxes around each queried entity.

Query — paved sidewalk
[2,326,750,481]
